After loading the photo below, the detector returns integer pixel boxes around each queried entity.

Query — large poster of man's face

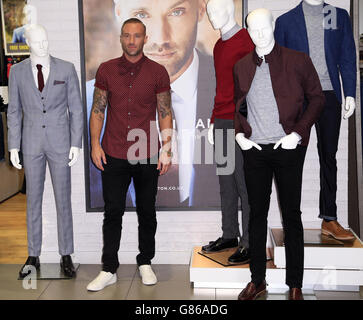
[81,0,243,211]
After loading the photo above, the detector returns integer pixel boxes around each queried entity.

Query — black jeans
[101,154,159,273]
[243,144,307,289]
[315,91,341,221]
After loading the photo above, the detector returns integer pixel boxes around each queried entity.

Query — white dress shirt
[171,49,199,203]
[31,61,50,89]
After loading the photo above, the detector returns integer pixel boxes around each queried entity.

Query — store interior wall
[5,0,354,264]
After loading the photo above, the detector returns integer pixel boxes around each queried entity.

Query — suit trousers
[214,118,250,247]
[101,154,159,273]
[243,144,307,288]
[315,91,341,221]
[23,149,74,257]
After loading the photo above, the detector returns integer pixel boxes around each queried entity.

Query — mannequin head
[246,8,275,56]
[206,0,236,34]
[24,24,49,58]
[303,0,324,5]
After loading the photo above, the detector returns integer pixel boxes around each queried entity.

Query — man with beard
[86,0,219,208]
[87,18,173,291]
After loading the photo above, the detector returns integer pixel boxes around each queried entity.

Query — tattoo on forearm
[91,88,108,121]
[157,91,172,119]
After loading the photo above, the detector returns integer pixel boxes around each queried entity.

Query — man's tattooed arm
[90,88,108,147]
[156,90,173,156]
[91,87,108,121]
[157,90,172,119]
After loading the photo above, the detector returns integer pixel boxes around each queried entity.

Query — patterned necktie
[36,64,44,92]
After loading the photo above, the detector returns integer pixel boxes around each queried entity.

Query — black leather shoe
[60,255,76,278]
[228,246,250,264]
[19,256,40,279]
[202,237,238,253]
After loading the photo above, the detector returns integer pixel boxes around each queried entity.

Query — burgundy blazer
[233,42,325,146]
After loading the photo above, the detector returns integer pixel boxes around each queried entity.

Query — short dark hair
[121,18,146,35]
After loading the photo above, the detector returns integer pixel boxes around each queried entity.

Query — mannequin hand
[208,124,214,145]
[157,149,172,175]
[274,132,301,150]
[68,147,80,167]
[10,149,22,169]
[235,133,262,151]
[343,96,355,120]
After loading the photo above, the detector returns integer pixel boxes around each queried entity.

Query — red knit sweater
[211,28,254,123]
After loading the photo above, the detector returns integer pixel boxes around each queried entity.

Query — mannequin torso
[275,0,356,119]
[206,0,254,144]
[236,8,302,151]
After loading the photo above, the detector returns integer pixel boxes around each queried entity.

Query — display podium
[190,228,363,293]
[17,263,80,280]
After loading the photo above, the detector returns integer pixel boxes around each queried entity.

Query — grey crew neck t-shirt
[303,1,333,91]
[246,59,286,144]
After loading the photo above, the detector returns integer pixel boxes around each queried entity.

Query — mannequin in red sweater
[201,0,254,264]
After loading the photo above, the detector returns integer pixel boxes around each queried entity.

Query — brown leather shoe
[321,220,355,241]
[289,288,304,300]
[238,281,267,300]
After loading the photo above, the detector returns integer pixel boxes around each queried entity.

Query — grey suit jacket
[7,56,83,155]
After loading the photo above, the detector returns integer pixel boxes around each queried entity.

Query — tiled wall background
[30,0,351,264]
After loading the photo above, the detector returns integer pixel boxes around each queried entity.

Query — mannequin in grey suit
[7,24,83,278]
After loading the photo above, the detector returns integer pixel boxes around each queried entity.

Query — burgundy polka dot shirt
[95,54,170,160]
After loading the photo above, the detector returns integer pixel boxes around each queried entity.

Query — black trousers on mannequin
[101,154,159,274]
[315,91,341,221]
[243,144,307,289]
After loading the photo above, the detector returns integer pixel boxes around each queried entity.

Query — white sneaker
[139,265,157,286]
[87,271,117,291]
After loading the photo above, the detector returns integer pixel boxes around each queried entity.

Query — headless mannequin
[207,0,241,145]
[303,0,355,119]
[236,9,301,151]
[9,25,80,169]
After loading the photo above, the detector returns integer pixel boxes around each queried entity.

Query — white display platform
[190,228,363,292]
[271,228,363,270]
